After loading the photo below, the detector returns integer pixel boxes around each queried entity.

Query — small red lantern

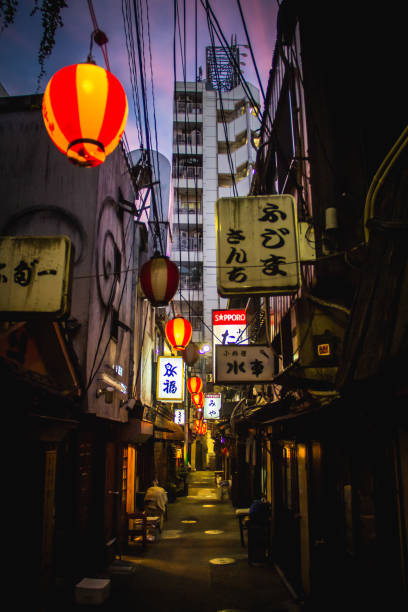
[191,391,204,407]
[140,252,179,307]
[165,316,192,351]
[187,376,203,395]
[194,419,207,435]
[42,63,128,167]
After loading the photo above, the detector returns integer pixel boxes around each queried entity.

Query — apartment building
[171,45,260,378]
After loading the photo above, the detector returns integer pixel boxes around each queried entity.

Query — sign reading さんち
[215,195,300,296]
[157,356,184,402]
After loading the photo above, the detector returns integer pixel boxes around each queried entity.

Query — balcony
[172,167,203,180]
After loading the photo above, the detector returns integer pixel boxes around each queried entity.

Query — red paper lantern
[182,343,200,366]
[194,419,207,435]
[140,253,179,307]
[42,63,128,167]
[165,316,192,351]
[191,391,204,407]
[187,376,203,395]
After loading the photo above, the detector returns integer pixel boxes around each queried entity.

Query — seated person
[144,480,168,531]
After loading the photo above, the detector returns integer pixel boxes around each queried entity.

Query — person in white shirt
[144,480,168,530]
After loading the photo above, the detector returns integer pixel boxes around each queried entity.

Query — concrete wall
[0,95,140,422]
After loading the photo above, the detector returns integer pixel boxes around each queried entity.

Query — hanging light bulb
[165,316,192,351]
[42,63,128,167]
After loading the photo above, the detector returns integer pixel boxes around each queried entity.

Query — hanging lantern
[191,391,204,407]
[182,342,200,366]
[42,63,128,167]
[187,376,203,395]
[140,252,179,307]
[165,316,192,351]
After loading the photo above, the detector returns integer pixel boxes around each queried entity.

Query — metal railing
[172,167,203,180]
[175,102,203,115]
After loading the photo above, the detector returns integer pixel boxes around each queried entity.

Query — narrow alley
[51,470,300,612]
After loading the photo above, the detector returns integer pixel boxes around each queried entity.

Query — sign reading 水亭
[0,235,72,319]
[215,195,300,296]
[204,393,221,419]
[174,408,185,425]
[157,356,184,402]
[215,344,275,383]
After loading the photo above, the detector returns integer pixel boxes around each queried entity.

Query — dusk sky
[0,0,278,162]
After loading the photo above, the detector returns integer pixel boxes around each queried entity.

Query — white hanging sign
[174,408,185,425]
[204,393,222,419]
[157,356,184,402]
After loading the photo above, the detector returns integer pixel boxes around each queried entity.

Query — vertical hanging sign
[157,356,184,402]
[215,195,300,296]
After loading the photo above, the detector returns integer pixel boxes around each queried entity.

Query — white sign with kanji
[204,393,222,419]
[215,344,275,383]
[174,408,185,425]
[157,356,184,402]
[215,195,301,296]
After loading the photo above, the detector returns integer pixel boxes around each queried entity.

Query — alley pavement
[49,470,301,612]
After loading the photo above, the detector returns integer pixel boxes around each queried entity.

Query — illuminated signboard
[212,309,248,373]
[156,356,184,402]
[215,195,300,296]
[174,408,185,425]
[204,393,221,419]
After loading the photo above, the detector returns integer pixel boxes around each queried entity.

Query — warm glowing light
[42,63,128,167]
[187,376,203,394]
[165,316,192,351]
[191,391,204,407]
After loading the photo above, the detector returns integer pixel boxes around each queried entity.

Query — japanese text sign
[174,408,185,425]
[215,344,275,383]
[0,235,72,319]
[215,195,300,296]
[157,356,184,402]
[204,393,221,419]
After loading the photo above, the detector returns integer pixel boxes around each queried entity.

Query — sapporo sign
[215,344,275,383]
[0,235,72,319]
[215,195,301,296]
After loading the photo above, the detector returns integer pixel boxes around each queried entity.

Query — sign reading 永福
[215,195,300,296]
[157,356,184,402]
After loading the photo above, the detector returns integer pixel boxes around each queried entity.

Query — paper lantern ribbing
[140,253,179,307]
[42,63,128,167]
[191,391,204,407]
[187,376,203,395]
[165,316,192,351]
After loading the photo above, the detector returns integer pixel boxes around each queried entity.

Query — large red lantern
[140,253,179,307]
[187,376,203,395]
[191,391,204,407]
[42,63,128,167]
[165,316,192,351]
